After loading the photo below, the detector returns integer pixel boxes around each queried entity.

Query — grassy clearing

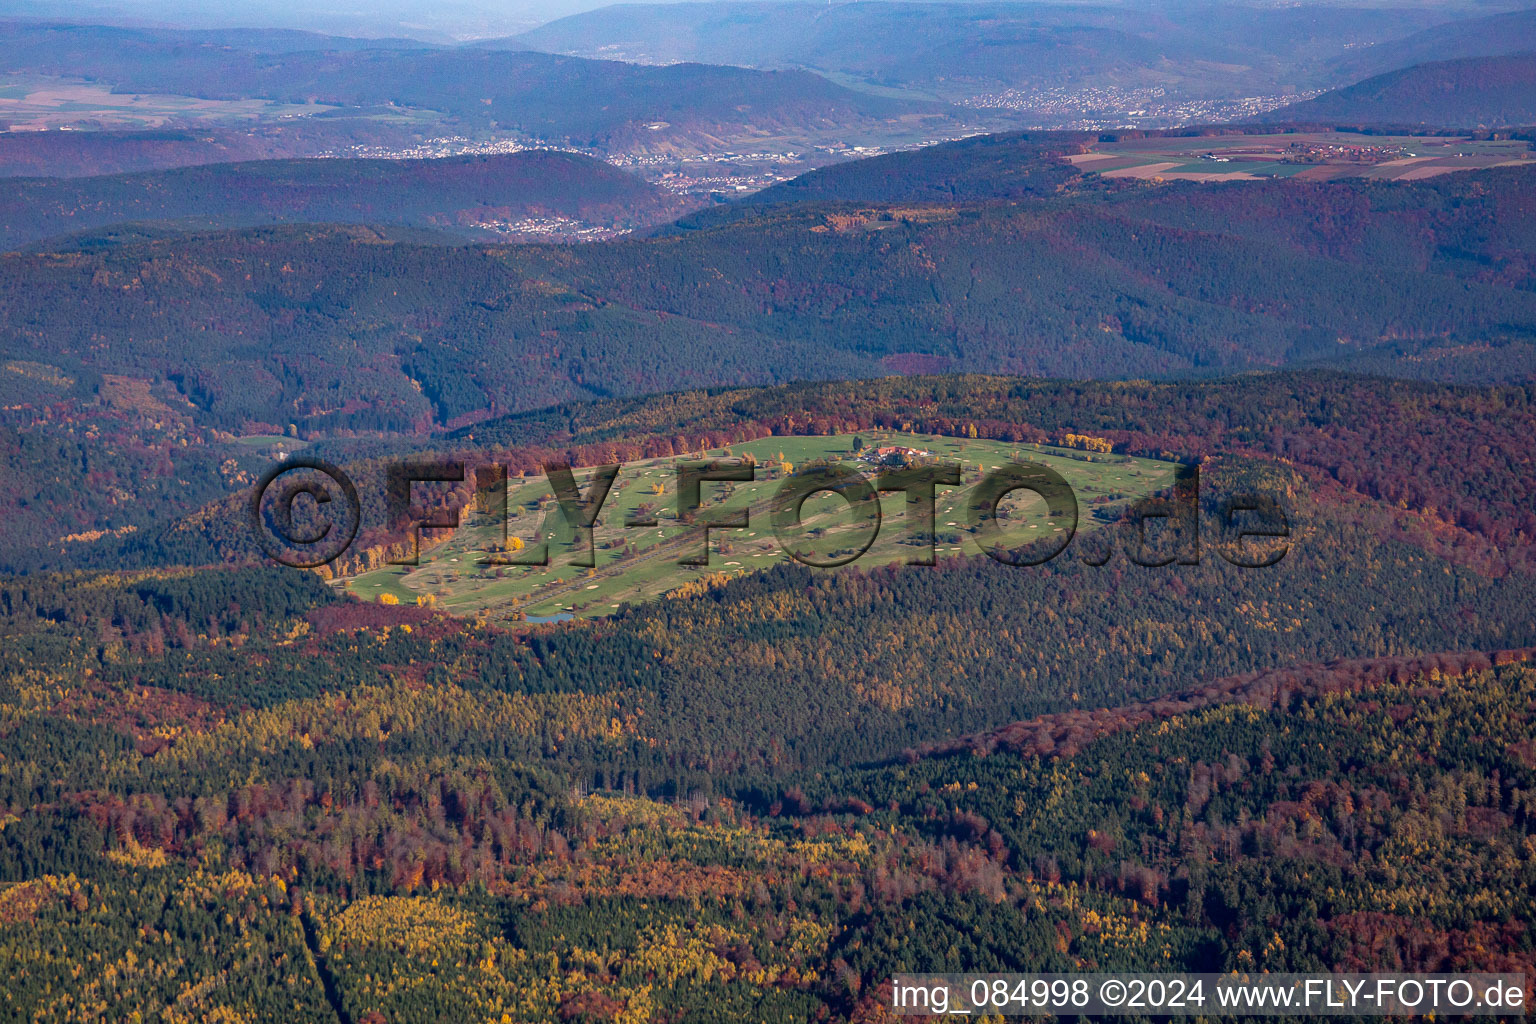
[345,431,1179,619]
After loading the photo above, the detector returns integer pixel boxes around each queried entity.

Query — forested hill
[0,128,339,180]
[1326,7,1536,82]
[2,162,1533,436]
[0,152,691,250]
[2,374,1534,1016]
[1264,53,1536,128]
[740,131,1090,204]
[46,372,1535,584]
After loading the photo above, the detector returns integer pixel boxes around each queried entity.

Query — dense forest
[2,365,1533,1022]
[0,152,690,250]
[0,126,423,180]
[1,559,1531,1019]
[739,132,1091,205]
[2,160,1533,447]
[1,99,1533,1019]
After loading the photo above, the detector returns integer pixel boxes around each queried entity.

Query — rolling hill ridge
[1265,53,1536,128]
[1326,7,1536,83]
[0,150,691,250]
[0,20,952,158]
[515,0,1453,100]
[2,157,1535,435]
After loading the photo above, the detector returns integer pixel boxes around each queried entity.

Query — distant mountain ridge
[1265,53,1536,128]
[0,20,941,150]
[0,19,438,56]
[1326,7,1536,82]
[0,150,690,250]
[515,1,1453,100]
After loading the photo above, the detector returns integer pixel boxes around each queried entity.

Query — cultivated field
[0,74,337,130]
[1066,131,1534,182]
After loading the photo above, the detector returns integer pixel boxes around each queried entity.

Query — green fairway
[345,431,1179,619]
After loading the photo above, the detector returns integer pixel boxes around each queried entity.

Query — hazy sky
[0,0,1506,43]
